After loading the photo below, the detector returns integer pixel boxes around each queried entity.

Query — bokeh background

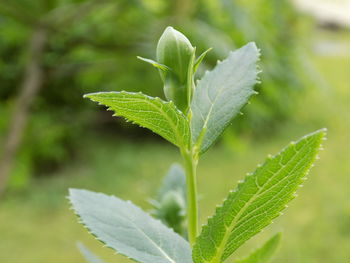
[0,0,349,262]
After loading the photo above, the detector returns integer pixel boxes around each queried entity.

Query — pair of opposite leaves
[69,27,326,263]
[70,130,325,263]
[84,26,259,154]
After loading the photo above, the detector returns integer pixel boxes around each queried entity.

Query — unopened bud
[157,26,194,112]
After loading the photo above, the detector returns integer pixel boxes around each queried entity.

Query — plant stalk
[182,149,198,246]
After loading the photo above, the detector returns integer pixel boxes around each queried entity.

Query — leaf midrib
[129,219,176,263]
[193,48,254,149]
[80,198,178,263]
[107,93,189,149]
[234,146,311,225]
[207,138,312,263]
[129,96,187,149]
[109,100,177,142]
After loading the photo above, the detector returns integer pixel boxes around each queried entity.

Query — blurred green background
[0,0,349,262]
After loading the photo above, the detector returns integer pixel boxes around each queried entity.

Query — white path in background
[293,0,350,27]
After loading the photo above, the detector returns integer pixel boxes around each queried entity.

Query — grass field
[1,32,350,262]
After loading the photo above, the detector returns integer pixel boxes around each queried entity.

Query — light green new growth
[192,130,326,263]
[137,56,170,72]
[233,233,281,263]
[78,243,106,263]
[156,26,195,113]
[193,48,212,73]
[84,91,190,149]
[69,189,192,263]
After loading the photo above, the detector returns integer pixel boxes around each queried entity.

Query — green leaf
[69,189,193,263]
[77,242,106,263]
[192,129,326,263]
[193,48,212,73]
[190,42,260,153]
[137,56,170,72]
[84,91,190,149]
[234,233,282,263]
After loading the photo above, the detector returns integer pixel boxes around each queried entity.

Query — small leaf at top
[193,48,212,73]
[69,189,193,263]
[137,56,171,72]
[191,42,260,154]
[85,91,190,149]
[234,233,282,263]
[192,129,326,263]
[77,242,106,263]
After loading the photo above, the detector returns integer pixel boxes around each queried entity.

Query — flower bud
[156,26,195,112]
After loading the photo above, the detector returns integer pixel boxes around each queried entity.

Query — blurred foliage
[0,0,312,187]
[189,0,309,134]
[150,163,187,237]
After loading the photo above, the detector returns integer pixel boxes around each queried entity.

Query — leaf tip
[83,93,94,100]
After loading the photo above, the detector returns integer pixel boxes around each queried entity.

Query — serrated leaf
[191,42,260,153]
[77,242,106,263]
[192,129,326,263]
[69,189,193,263]
[234,233,281,263]
[84,92,190,149]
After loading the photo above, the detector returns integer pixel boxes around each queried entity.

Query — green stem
[182,148,198,246]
